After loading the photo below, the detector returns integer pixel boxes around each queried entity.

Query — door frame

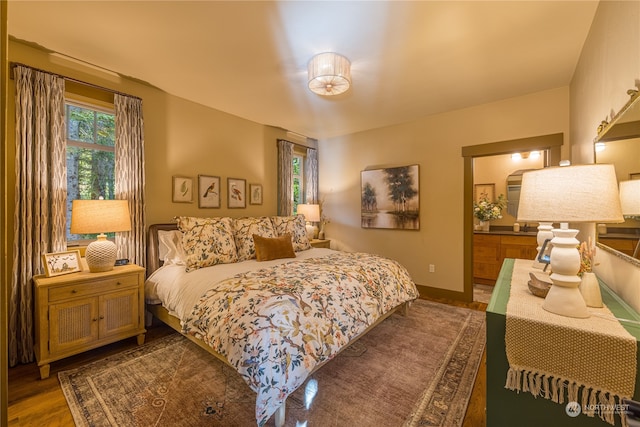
[461,133,563,302]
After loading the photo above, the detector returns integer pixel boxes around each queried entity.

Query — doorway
[461,133,563,302]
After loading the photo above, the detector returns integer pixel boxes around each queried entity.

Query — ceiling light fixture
[308,52,351,96]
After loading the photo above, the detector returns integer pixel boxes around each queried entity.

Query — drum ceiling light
[307,52,351,96]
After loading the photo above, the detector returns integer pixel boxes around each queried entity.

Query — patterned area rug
[59,299,485,427]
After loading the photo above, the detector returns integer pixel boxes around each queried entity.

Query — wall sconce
[511,151,540,161]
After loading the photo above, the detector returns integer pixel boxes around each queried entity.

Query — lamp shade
[620,180,640,216]
[308,52,351,96]
[517,164,624,224]
[71,199,131,234]
[297,204,320,222]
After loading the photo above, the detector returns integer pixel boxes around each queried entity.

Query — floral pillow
[270,215,311,252]
[175,216,238,272]
[233,217,277,261]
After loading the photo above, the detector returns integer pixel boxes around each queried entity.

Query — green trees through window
[65,103,116,242]
[292,154,303,215]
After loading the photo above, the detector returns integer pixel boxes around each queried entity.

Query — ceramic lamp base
[543,227,590,318]
[533,222,554,269]
[85,234,117,273]
[305,223,318,240]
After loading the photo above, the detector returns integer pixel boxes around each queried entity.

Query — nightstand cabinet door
[49,297,99,355]
[100,289,139,339]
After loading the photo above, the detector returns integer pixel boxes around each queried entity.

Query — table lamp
[297,204,320,239]
[517,164,623,318]
[620,180,640,258]
[70,199,131,272]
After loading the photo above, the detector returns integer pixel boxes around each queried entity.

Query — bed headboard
[146,223,178,277]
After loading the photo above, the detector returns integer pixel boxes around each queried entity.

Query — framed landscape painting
[361,164,419,230]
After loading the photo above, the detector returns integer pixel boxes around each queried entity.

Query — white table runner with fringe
[505,259,636,426]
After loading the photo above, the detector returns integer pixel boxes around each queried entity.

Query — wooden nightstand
[310,239,331,249]
[33,264,146,379]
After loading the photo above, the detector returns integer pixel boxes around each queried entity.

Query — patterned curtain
[10,66,66,366]
[277,139,293,215]
[114,94,146,266]
[304,147,318,204]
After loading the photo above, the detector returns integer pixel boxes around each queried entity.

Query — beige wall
[570,1,640,311]
[319,87,570,292]
[5,40,294,281]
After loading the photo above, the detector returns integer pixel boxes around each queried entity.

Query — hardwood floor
[8,298,487,427]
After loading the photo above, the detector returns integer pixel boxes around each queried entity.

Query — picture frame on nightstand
[42,250,82,277]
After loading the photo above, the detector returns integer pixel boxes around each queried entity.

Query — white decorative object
[307,52,351,96]
[71,199,131,273]
[579,272,603,308]
[517,164,624,318]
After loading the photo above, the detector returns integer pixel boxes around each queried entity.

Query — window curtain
[277,139,293,215]
[10,65,67,366]
[114,94,146,266]
[304,147,318,204]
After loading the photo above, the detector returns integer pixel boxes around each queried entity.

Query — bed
[144,216,418,426]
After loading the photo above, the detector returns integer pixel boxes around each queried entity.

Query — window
[292,153,304,214]
[65,101,116,243]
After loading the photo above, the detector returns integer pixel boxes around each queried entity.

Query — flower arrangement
[473,194,507,221]
[579,236,597,276]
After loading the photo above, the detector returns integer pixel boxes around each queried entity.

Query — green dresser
[486,259,640,426]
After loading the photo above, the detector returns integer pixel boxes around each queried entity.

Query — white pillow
[158,230,186,266]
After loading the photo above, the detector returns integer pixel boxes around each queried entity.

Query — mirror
[594,88,640,264]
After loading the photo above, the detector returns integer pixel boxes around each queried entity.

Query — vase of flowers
[473,194,507,231]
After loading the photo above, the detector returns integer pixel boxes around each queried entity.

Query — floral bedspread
[181,252,418,426]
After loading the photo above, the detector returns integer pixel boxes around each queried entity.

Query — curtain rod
[277,138,317,150]
[10,62,142,101]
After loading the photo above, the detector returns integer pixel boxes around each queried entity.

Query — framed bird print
[172,176,193,203]
[249,184,263,205]
[227,177,246,208]
[198,175,221,208]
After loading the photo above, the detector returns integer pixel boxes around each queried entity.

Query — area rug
[59,299,485,427]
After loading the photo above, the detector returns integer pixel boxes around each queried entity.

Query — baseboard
[416,284,473,303]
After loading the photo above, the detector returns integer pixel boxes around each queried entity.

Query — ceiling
[8,1,599,140]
